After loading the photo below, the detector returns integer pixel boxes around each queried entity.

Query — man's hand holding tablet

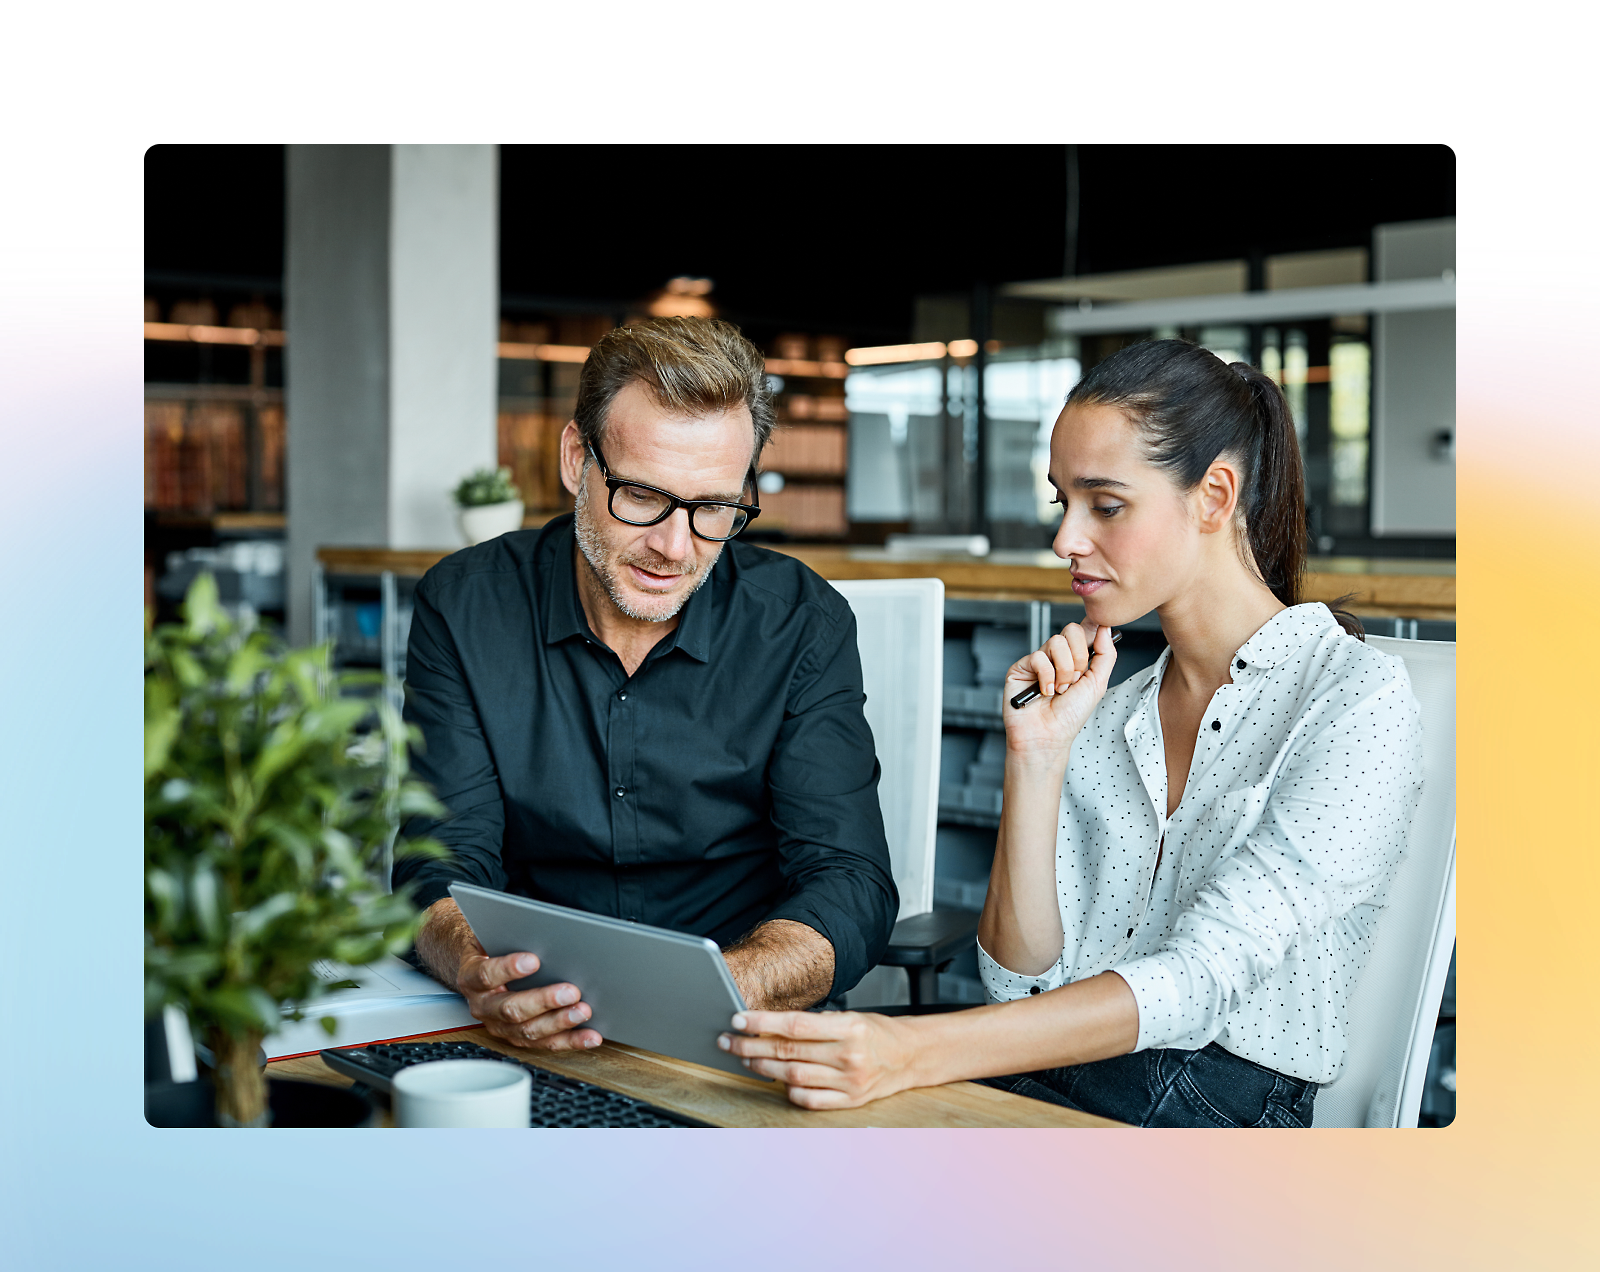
[415,897,603,1051]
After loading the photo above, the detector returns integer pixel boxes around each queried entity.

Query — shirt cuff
[404,876,457,915]
[976,935,1065,1003]
[1109,954,1185,1052]
[759,898,869,1003]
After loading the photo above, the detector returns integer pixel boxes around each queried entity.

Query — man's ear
[558,421,584,497]
[1194,457,1242,534]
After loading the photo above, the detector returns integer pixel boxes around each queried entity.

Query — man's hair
[572,317,775,466]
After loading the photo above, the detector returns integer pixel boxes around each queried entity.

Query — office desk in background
[315,543,1456,624]
[268,1026,1123,1129]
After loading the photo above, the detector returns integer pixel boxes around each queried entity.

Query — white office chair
[827,579,972,1010]
[1313,635,1456,1128]
[829,578,943,918]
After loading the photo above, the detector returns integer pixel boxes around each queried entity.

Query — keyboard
[321,1039,712,1128]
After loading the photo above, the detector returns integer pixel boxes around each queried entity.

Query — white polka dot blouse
[977,603,1426,1085]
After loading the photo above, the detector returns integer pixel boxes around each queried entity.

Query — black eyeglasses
[587,443,761,542]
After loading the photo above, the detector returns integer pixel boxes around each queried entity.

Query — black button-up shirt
[395,514,898,997]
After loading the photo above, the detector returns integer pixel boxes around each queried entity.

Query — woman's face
[1047,401,1203,626]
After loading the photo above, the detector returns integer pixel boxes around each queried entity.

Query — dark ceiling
[146,144,1454,345]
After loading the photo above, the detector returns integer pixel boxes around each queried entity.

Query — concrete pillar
[285,144,497,643]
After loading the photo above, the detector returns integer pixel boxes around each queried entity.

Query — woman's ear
[1194,457,1242,534]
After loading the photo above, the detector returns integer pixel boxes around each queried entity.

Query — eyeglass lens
[609,483,749,539]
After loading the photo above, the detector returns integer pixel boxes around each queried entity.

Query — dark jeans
[984,1042,1317,1128]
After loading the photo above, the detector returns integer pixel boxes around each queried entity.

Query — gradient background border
[1,10,1594,1268]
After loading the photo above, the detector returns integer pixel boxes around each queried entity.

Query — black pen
[1008,631,1122,710]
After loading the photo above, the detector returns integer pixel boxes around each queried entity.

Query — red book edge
[270,1022,487,1064]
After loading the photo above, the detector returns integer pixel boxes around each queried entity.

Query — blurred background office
[143,145,1455,1122]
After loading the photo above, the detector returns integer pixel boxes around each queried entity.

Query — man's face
[562,380,755,624]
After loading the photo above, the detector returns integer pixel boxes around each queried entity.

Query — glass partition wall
[846,312,1397,557]
[845,348,1082,546]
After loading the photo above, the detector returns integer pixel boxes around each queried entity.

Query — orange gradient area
[943,446,1597,1271]
[1374,456,1597,1265]
[787,382,1579,1271]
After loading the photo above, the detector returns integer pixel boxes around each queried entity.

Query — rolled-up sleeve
[761,606,899,997]
[1116,677,1423,1052]
[977,936,1065,1001]
[395,578,508,911]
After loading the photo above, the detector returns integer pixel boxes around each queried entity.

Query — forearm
[977,753,1070,975]
[904,970,1140,1088]
[413,898,484,990]
[723,919,835,1011]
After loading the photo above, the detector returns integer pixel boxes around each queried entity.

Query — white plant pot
[457,499,525,545]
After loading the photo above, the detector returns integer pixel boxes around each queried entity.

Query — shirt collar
[1233,602,1338,670]
[1137,602,1336,690]
[541,517,592,647]
[670,567,715,663]
[540,514,715,664]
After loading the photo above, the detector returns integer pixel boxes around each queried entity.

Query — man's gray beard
[573,478,715,623]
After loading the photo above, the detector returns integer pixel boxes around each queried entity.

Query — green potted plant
[145,574,448,1127]
[453,465,525,545]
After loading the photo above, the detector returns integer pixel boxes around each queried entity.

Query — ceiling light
[843,342,947,366]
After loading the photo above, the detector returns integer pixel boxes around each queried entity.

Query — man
[397,316,898,1053]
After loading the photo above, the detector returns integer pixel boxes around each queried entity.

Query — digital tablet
[448,883,752,1077]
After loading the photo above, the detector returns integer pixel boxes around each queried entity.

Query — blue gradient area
[0,313,1131,1271]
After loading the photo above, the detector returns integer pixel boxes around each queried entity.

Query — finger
[502,1005,595,1047]
[487,1017,601,1052]
[488,981,585,1026]
[486,999,592,1044]
[1023,648,1056,698]
[785,1084,862,1110]
[720,1032,839,1064]
[458,950,540,993]
[742,1057,854,1089]
[1043,633,1079,691]
[1004,654,1038,689]
[1088,625,1120,689]
[732,1010,858,1042]
[526,1025,604,1052]
[1062,623,1090,677]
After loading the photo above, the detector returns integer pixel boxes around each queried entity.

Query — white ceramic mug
[392,1059,532,1128]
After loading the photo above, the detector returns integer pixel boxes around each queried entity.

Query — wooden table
[771,546,1456,621]
[316,542,1454,622]
[268,1026,1123,1129]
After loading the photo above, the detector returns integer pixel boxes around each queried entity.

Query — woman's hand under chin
[1001,620,1119,765]
[717,1010,922,1110]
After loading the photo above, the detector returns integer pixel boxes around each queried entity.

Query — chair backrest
[1312,635,1456,1127]
[829,578,944,919]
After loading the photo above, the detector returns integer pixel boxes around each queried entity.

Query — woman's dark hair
[1066,339,1363,638]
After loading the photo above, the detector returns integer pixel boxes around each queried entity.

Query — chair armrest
[879,910,980,969]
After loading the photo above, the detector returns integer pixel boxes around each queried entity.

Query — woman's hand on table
[718,1010,920,1109]
[1002,621,1117,763]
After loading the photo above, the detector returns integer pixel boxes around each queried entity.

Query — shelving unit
[757,334,851,539]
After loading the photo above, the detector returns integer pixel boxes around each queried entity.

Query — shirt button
[1126,928,1133,938]
[618,690,628,701]
[1211,719,1221,731]
[1028,986,1040,995]
[614,786,626,798]
[1236,659,1246,671]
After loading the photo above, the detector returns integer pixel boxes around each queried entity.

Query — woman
[718,340,1425,1127]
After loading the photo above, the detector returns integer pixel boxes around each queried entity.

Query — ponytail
[1066,340,1365,640]
[1231,364,1363,639]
